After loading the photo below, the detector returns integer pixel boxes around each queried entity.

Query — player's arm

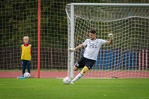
[75,44,84,50]
[105,38,112,45]
[105,33,113,45]
[69,44,84,52]
[69,39,88,52]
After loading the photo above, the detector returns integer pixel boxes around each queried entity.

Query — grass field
[0,78,149,99]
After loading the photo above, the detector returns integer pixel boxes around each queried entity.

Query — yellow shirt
[21,44,31,60]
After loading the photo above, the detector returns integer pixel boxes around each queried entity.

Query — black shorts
[74,57,96,69]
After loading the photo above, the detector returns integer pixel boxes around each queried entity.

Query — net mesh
[0,0,149,78]
[0,1,38,70]
[0,1,68,71]
[40,1,67,70]
[66,4,149,78]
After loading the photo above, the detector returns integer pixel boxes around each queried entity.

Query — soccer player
[69,30,113,84]
[21,36,32,76]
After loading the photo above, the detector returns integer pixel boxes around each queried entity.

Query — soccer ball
[63,77,71,84]
[24,72,31,78]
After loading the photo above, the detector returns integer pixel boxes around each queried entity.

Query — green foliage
[1,0,149,48]
[0,0,37,47]
[1,0,149,70]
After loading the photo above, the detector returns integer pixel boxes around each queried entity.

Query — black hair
[89,29,96,34]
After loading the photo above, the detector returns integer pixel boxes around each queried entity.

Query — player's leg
[71,59,95,84]
[73,57,85,71]
[27,61,31,73]
[73,63,78,71]
[71,66,89,84]
[22,60,27,76]
[71,57,86,84]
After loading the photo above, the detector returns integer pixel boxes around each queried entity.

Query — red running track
[0,70,149,78]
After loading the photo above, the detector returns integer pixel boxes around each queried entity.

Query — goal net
[66,3,149,78]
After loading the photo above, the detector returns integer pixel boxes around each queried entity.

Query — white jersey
[82,39,107,60]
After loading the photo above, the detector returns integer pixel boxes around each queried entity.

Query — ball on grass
[24,72,31,78]
[63,77,71,84]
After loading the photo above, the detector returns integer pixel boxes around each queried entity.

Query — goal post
[67,4,75,78]
[66,3,149,78]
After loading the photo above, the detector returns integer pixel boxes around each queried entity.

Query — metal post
[70,4,74,78]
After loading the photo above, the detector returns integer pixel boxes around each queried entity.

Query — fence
[95,49,148,70]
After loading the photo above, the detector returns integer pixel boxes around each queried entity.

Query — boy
[21,36,32,76]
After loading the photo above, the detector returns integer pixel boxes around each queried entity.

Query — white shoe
[70,81,74,84]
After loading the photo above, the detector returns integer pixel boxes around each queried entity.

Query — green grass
[0,78,149,99]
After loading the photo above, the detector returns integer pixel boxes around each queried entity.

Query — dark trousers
[22,60,31,75]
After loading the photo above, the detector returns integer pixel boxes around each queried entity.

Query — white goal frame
[66,3,149,78]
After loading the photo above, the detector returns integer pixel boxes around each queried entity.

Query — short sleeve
[99,39,107,45]
[82,39,88,47]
